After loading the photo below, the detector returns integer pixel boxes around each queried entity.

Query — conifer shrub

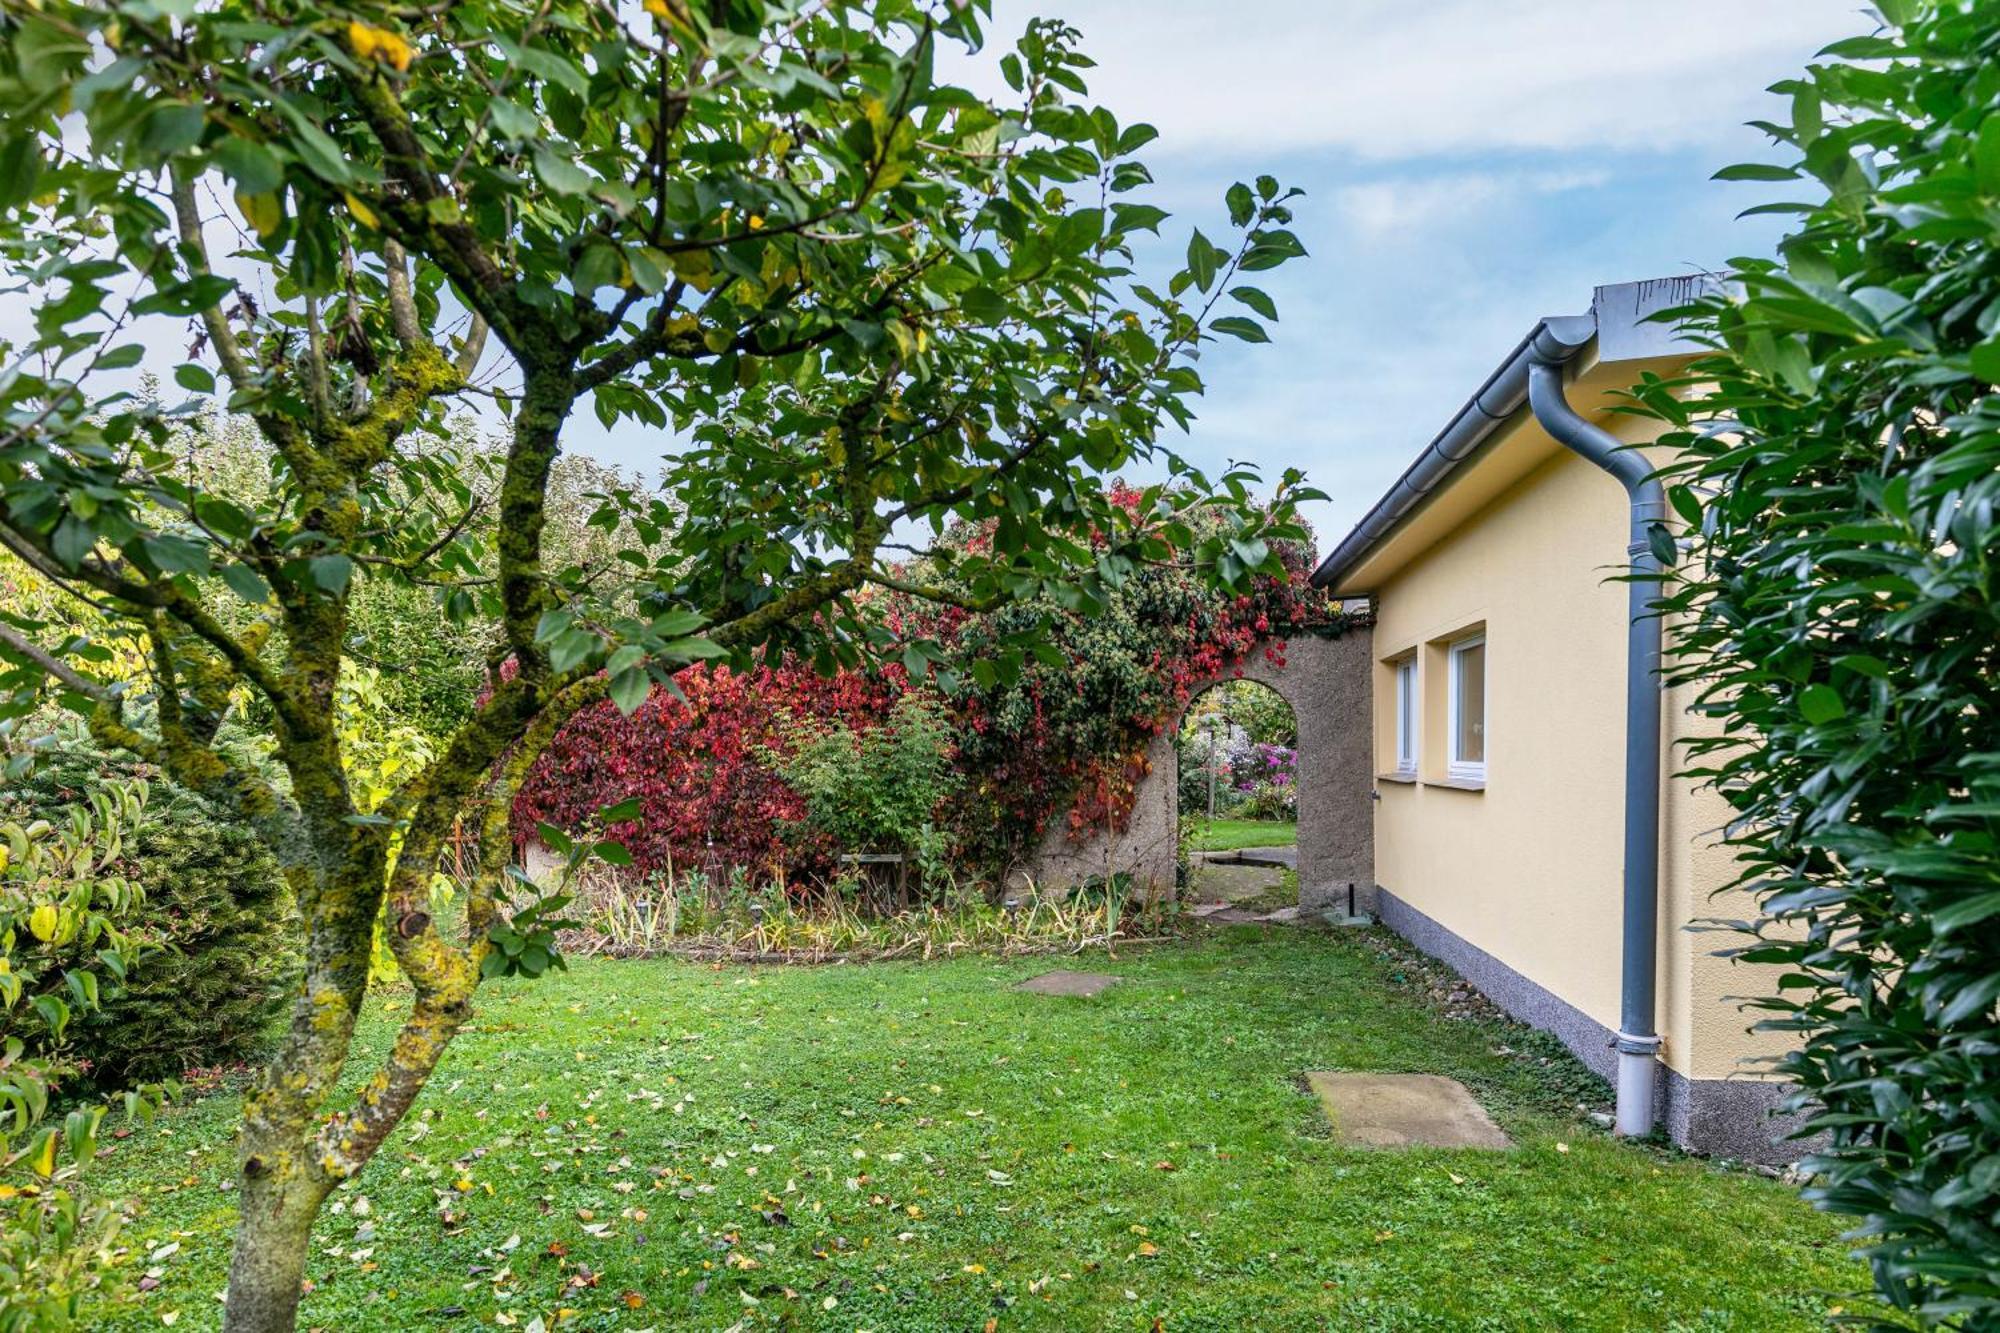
[6,747,296,1085]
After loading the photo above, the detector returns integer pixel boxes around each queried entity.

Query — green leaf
[1185,229,1217,293]
[1228,286,1277,321]
[649,609,707,638]
[1666,485,1704,527]
[142,535,210,575]
[1712,162,1801,182]
[549,629,600,674]
[1238,229,1306,271]
[50,514,95,567]
[533,145,593,196]
[132,275,235,317]
[1977,115,2000,197]
[1646,522,1677,567]
[1110,202,1169,235]
[308,554,352,594]
[574,242,622,295]
[599,797,644,823]
[212,136,284,195]
[1209,316,1268,343]
[1115,123,1158,155]
[534,608,573,644]
[1970,338,2000,385]
[1225,182,1254,227]
[1797,684,1846,725]
[140,102,206,158]
[0,135,43,209]
[275,111,353,185]
[221,563,271,605]
[1933,891,2000,936]
[609,666,649,717]
[174,363,216,394]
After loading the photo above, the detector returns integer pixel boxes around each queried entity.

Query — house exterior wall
[1362,407,1805,1160]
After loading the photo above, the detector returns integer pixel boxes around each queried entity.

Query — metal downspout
[1525,355,1667,1139]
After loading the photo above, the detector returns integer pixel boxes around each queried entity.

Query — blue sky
[576,0,1864,547]
[0,4,1859,552]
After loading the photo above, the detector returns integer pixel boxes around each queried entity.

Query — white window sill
[1428,776,1487,792]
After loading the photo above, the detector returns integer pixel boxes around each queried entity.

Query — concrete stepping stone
[1188,860,1285,902]
[1306,1072,1510,1149]
[1016,970,1120,997]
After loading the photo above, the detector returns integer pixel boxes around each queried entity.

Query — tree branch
[383,239,422,347]
[455,313,490,380]
[169,168,255,390]
[861,568,1004,613]
[0,622,102,697]
[346,73,543,364]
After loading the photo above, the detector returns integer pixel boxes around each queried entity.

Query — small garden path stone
[1188,859,1286,903]
[1016,970,1120,997]
[1307,1071,1512,1149]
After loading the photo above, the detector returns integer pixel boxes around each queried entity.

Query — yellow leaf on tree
[343,192,380,230]
[347,21,413,72]
[236,191,283,240]
[27,902,58,943]
[642,0,692,29]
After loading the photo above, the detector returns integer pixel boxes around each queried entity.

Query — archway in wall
[1177,678,1300,914]
[1017,629,1378,916]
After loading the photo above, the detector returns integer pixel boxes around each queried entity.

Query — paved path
[1193,844,1296,869]
[1185,851,1298,925]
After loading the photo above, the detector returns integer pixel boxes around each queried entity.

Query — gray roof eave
[1308,312,1598,591]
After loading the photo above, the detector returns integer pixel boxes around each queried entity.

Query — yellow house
[1312,277,1803,1162]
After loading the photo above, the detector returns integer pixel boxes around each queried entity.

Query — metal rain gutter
[1307,314,1597,592]
[1525,356,1667,1140]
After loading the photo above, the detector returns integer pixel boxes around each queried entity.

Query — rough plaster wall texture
[1367,402,1800,1087]
[1663,667,1799,1084]
[1016,629,1377,912]
[1369,442,1633,1047]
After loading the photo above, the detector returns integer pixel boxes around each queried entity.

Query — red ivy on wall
[512,661,905,883]
[514,490,1353,883]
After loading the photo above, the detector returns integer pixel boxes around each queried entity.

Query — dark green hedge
[7,747,297,1086]
[1635,2,2000,1319]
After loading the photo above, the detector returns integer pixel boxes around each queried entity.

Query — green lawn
[89,931,1876,1331]
[1187,818,1297,852]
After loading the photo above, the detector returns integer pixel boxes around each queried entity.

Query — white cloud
[1332,168,1610,239]
[953,0,1859,159]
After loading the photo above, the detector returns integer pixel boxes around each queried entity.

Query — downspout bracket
[1614,1031,1662,1057]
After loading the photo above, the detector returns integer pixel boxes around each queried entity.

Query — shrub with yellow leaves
[0,779,175,1332]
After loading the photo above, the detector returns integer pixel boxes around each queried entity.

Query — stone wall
[1016,627,1375,914]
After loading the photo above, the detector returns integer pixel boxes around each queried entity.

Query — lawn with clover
[92,929,1877,1331]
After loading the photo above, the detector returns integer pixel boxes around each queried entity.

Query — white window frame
[1392,657,1417,776]
[1446,633,1486,783]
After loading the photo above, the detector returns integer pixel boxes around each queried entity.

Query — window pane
[1395,662,1414,767]
[1454,641,1484,764]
